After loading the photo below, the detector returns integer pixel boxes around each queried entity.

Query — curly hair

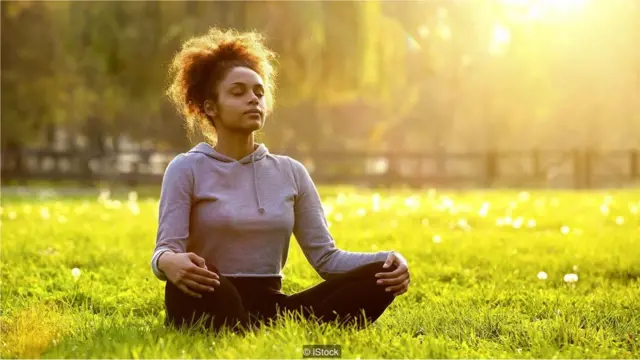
[166,27,277,145]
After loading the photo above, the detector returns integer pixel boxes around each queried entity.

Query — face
[204,66,267,134]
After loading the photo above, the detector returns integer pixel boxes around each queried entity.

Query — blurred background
[2,0,639,189]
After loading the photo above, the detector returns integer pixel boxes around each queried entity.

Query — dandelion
[371,244,378,250]
[322,203,334,216]
[432,235,442,243]
[504,216,513,225]
[600,204,609,215]
[372,194,381,212]
[390,219,398,228]
[336,192,347,205]
[457,218,471,231]
[128,191,138,203]
[563,273,578,283]
[560,225,570,235]
[496,217,505,227]
[334,213,343,222]
[527,219,537,228]
[356,208,367,217]
[71,267,81,280]
[421,218,430,226]
[22,205,32,214]
[630,205,638,215]
[615,216,625,225]
[40,207,50,220]
[57,215,68,224]
[512,217,524,229]
[518,192,530,202]
[478,202,490,217]
[572,265,579,272]
[106,200,122,209]
[98,188,111,203]
[404,196,420,209]
[128,202,140,216]
[8,211,17,220]
[442,197,454,209]
[537,271,548,280]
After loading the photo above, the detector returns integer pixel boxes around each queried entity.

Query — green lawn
[1,187,639,358]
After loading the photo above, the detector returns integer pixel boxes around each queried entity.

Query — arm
[289,158,393,280]
[150,154,194,281]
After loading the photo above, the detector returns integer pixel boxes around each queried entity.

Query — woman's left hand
[375,252,410,297]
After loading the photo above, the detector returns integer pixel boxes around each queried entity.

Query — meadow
[1,186,638,359]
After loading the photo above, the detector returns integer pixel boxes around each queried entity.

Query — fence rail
[1,148,639,189]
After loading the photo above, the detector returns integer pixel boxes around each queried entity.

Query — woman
[151,27,410,333]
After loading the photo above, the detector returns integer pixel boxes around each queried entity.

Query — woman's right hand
[158,252,220,298]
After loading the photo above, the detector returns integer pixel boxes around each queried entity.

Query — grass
[1,186,639,358]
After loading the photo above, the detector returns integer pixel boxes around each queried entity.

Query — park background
[2,0,639,189]
[1,1,639,359]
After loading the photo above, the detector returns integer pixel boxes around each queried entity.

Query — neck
[214,132,256,160]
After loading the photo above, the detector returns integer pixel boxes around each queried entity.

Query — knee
[349,261,398,291]
[358,261,398,278]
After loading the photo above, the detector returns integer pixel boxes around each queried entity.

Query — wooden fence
[1,148,639,189]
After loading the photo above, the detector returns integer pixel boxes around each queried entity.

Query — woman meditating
[151,27,411,333]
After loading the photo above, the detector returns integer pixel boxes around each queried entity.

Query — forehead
[221,66,263,86]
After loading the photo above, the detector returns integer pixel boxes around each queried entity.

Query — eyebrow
[229,82,264,87]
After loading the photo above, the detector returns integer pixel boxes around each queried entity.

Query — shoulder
[270,154,309,175]
[163,151,204,179]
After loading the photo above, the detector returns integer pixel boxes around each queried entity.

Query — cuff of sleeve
[375,250,393,263]
[151,249,173,281]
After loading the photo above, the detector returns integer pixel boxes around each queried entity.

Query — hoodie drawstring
[252,153,265,214]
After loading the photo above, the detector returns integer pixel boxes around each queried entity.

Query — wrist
[157,251,174,272]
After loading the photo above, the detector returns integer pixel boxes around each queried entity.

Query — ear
[204,100,217,118]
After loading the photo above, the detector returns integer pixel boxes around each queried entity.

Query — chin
[235,123,263,134]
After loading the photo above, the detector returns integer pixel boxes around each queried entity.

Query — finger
[382,253,395,269]
[188,273,221,287]
[184,279,215,293]
[385,279,409,293]
[376,272,409,286]
[394,287,408,297]
[186,252,209,270]
[189,265,219,280]
[376,264,408,279]
[178,284,202,298]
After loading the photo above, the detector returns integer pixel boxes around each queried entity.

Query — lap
[279,261,392,312]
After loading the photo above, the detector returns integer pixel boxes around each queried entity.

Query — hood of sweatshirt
[188,142,270,214]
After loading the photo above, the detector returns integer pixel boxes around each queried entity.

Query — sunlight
[541,0,588,15]
[489,23,511,56]
[502,0,590,22]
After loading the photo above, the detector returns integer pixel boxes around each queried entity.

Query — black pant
[164,261,397,333]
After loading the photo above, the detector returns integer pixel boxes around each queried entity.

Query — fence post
[572,149,582,189]
[585,148,593,189]
[631,149,639,180]
[532,148,541,181]
[386,152,397,189]
[485,150,498,187]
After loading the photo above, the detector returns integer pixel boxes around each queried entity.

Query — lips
[244,109,262,116]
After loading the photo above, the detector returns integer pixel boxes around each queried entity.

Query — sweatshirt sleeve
[150,154,194,281]
[289,158,392,280]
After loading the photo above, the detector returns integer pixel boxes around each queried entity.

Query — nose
[248,93,259,105]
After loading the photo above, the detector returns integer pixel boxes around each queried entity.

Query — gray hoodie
[151,142,392,281]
